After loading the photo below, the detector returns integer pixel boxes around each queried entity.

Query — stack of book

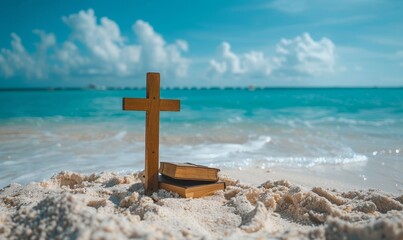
[158,162,226,198]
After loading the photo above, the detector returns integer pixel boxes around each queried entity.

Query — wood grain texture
[145,72,160,195]
[159,162,219,182]
[122,72,181,195]
[160,99,180,111]
[159,175,226,198]
[122,98,149,111]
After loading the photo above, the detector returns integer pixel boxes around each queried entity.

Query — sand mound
[1,171,402,239]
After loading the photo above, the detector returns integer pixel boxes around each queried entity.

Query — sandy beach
[1,170,402,239]
[224,167,403,195]
[1,1,403,239]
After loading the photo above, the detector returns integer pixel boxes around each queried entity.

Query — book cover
[158,175,225,198]
[159,162,220,182]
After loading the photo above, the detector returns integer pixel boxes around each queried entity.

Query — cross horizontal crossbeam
[123,98,180,112]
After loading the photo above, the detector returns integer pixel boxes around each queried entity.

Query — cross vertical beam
[122,72,180,195]
[145,73,160,194]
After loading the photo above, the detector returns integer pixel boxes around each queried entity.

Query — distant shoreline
[1,86,402,91]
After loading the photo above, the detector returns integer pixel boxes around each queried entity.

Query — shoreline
[223,166,403,195]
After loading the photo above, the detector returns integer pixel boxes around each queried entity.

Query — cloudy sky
[0,0,402,88]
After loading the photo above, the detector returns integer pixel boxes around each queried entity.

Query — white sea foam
[0,114,401,188]
[112,131,127,141]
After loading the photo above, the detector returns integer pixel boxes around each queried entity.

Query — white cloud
[133,20,189,77]
[0,9,337,84]
[60,9,140,76]
[276,33,335,76]
[62,9,124,61]
[0,9,190,80]
[0,33,49,79]
[209,32,336,79]
[33,30,56,54]
[208,42,279,77]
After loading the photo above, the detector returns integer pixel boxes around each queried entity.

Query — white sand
[223,166,403,194]
[1,171,402,239]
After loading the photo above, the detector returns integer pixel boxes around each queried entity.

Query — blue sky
[0,0,402,87]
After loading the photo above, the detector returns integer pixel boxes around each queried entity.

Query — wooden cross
[122,72,180,195]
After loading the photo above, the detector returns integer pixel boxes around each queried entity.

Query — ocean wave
[203,154,368,169]
[270,116,399,128]
[159,135,369,169]
[315,117,397,127]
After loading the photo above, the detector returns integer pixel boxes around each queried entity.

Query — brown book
[159,162,220,182]
[158,175,225,198]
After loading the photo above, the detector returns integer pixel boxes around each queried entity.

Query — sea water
[0,88,402,189]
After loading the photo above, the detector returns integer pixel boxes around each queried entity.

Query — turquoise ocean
[0,88,402,191]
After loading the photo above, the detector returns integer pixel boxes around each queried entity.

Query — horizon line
[1,86,403,91]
